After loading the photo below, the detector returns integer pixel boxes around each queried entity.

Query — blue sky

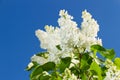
[0,0,120,80]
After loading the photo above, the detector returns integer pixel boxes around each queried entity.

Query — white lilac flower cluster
[63,68,79,80]
[27,10,120,80]
[104,67,120,80]
[104,59,120,80]
[33,10,102,64]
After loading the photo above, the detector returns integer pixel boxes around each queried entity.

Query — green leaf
[70,67,79,75]
[101,49,115,60]
[56,45,62,50]
[42,62,56,71]
[81,73,88,80]
[49,71,62,80]
[91,45,106,52]
[81,53,92,71]
[59,57,71,73]
[90,61,102,80]
[39,75,51,80]
[101,66,107,78]
[61,57,71,63]
[91,45,115,60]
[114,57,120,69]
[79,53,93,79]
[30,65,43,80]
[30,62,55,80]
[49,76,62,80]
[91,45,106,58]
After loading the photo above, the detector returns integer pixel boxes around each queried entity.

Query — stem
[54,66,58,78]
[74,47,84,79]
[79,54,82,68]
[71,62,80,73]
[78,53,82,79]
[89,75,92,80]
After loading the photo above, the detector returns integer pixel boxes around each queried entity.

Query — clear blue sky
[0,0,120,80]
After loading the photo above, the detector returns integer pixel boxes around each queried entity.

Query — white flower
[35,25,60,51]
[82,10,92,21]
[47,53,60,64]
[69,59,79,68]
[42,71,50,76]
[35,25,62,64]
[80,10,102,51]
[35,9,102,63]
[27,62,34,69]
[63,68,80,80]
[81,10,99,38]
[59,9,73,19]
[31,55,48,65]
[58,10,79,53]
[35,29,49,49]
[104,66,120,80]
[104,59,120,80]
